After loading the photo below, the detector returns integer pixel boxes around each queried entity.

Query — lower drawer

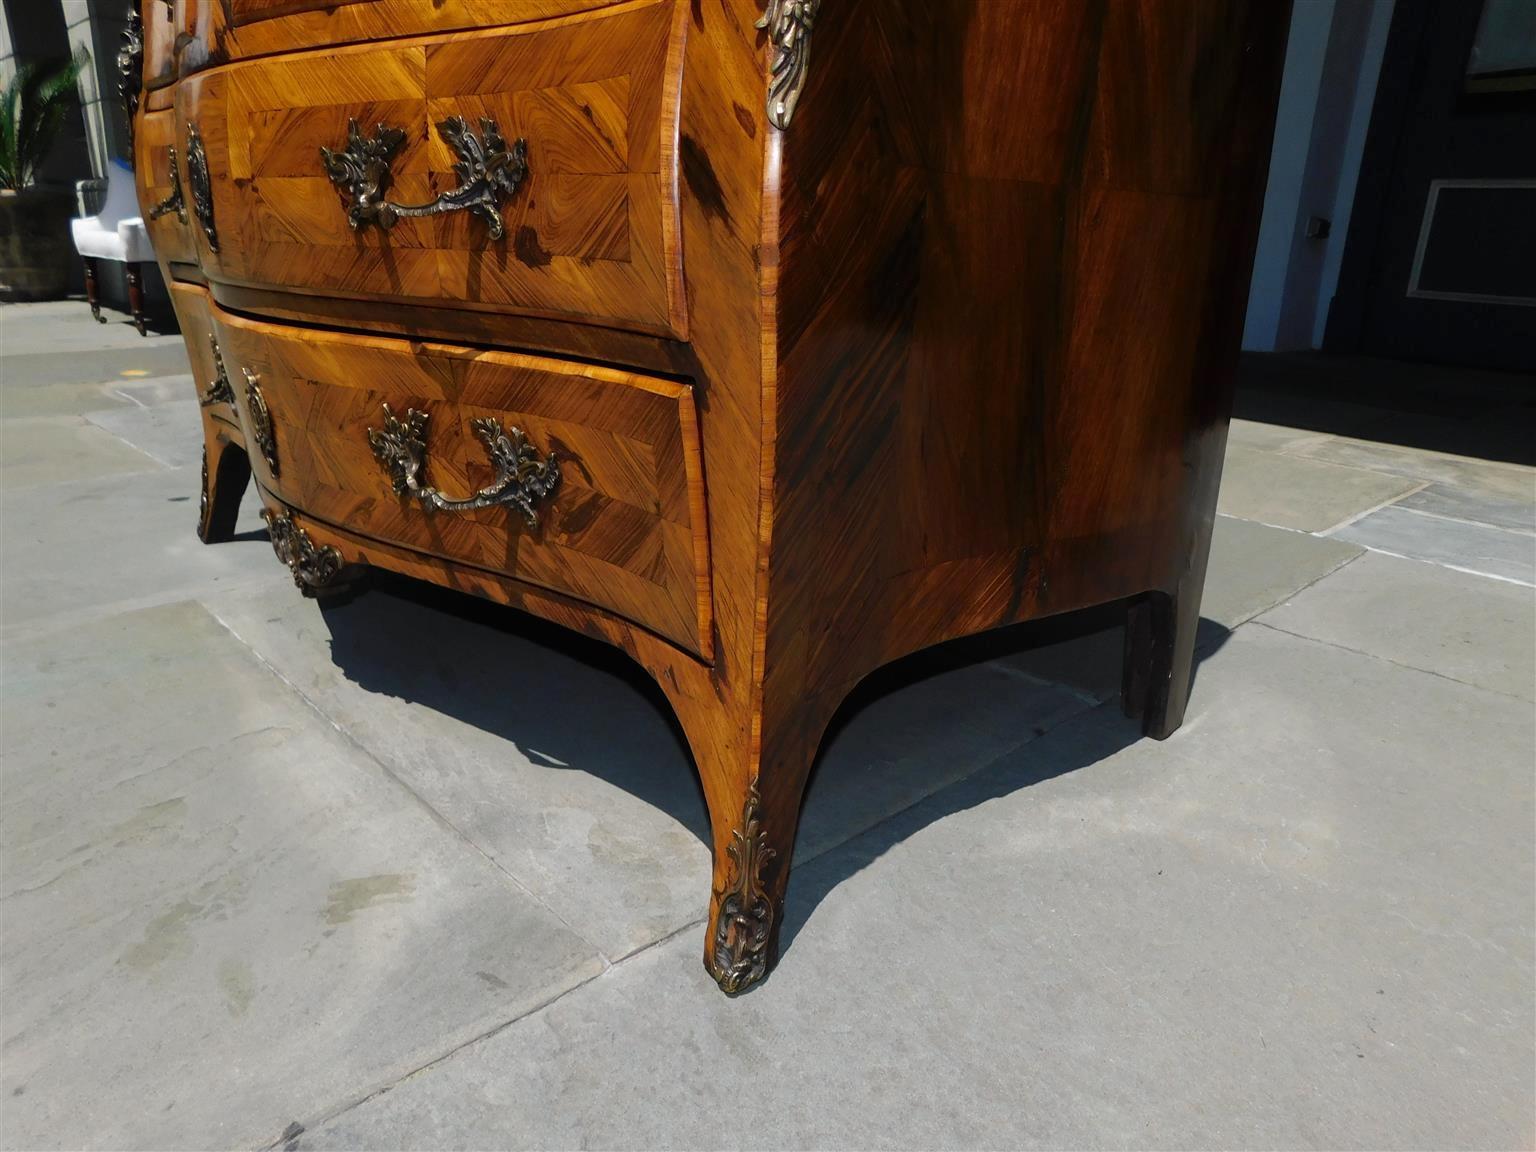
[210,306,711,657]
[167,282,231,412]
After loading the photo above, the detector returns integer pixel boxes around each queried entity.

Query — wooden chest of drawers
[130,0,1288,995]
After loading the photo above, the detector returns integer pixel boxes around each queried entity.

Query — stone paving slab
[798,655,1091,861]
[0,375,192,421]
[0,467,277,639]
[1260,549,1536,700]
[0,301,183,357]
[1226,418,1333,454]
[204,582,715,963]
[0,602,604,1152]
[2,305,1531,1151]
[1232,352,1536,467]
[1000,515,1363,703]
[1216,446,1422,533]
[1285,436,1535,502]
[84,395,205,469]
[1330,504,1535,587]
[0,344,195,390]
[0,379,137,420]
[1394,482,1536,534]
[1199,515,1365,630]
[298,623,1535,1151]
[0,415,165,489]
[204,581,1092,961]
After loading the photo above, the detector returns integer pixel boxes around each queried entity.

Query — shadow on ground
[1237,351,1536,465]
[308,566,1231,957]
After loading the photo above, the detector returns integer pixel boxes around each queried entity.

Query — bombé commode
[127,0,1288,995]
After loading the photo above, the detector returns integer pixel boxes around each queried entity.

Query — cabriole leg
[705,778,787,995]
[689,691,827,996]
[198,439,251,544]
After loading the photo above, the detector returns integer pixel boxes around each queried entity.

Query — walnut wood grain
[185,1,627,70]
[167,280,223,402]
[210,303,713,656]
[165,281,254,541]
[738,0,1290,990]
[141,0,178,90]
[133,0,1288,996]
[175,1,685,336]
[206,280,699,378]
[137,108,195,264]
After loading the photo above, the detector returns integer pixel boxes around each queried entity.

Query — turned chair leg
[83,257,105,323]
[198,440,252,545]
[125,262,147,336]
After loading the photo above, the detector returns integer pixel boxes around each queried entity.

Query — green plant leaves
[0,51,87,191]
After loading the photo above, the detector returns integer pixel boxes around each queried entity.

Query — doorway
[1325,0,1536,371]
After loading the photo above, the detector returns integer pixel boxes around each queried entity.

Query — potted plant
[0,55,86,302]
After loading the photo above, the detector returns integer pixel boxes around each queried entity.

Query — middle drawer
[210,303,711,657]
[176,0,683,337]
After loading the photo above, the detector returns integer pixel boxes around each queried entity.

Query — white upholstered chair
[70,158,155,334]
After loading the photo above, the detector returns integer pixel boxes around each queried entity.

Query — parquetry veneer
[132,0,1288,995]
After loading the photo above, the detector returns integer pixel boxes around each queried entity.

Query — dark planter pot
[0,187,77,302]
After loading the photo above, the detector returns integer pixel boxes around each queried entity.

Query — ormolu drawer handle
[320,117,529,241]
[185,123,217,252]
[199,335,234,406]
[367,404,560,530]
[148,144,186,222]
[243,368,278,477]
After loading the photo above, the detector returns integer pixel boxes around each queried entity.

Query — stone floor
[2,301,1532,1151]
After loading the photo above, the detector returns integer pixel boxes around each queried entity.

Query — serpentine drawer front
[210,306,711,656]
[165,283,230,413]
[135,0,1289,995]
[174,0,683,335]
[137,110,195,265]
[193,1,628,62]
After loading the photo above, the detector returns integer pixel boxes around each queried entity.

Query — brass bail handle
[366,404,561,530]
[320,116,529,240]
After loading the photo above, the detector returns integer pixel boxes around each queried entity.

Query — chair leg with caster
[83,257,106,323]
[125,262,147,336]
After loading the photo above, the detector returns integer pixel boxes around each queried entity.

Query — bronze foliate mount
[708,784,777,995]
[367,404,560,530]
[200,335,234,406]
[758,0,821,130]
[320,117,529,241]
[198,444,211,538]
[148,144,186,222]
[117,6,143,157]
[243,368,277,477]
[185,123,217,252]
[262,510,345,592]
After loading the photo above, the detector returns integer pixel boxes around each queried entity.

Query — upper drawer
[135,108,196,265]
[193,2,627,65]
[174,1,685,338]
[142,0,179,91]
